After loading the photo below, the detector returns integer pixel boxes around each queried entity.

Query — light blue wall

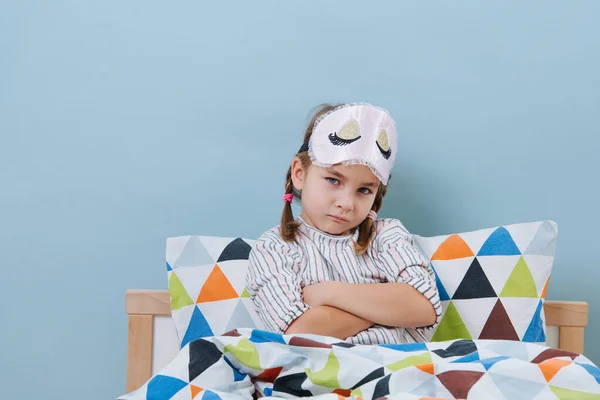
[1,1,598,398]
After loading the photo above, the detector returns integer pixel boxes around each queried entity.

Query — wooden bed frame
[124,289,589,393]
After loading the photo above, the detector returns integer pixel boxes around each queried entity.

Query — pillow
[166,235,265,348]
[413,220,557,344]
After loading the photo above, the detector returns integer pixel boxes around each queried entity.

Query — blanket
[118,329,600,400]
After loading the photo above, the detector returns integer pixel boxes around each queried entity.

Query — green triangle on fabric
[431,301,472,342]
[549,386,600,399]
[351,388,363,398]
[499,256,538,298]
[477,227,521,256]
[241,288,251,298]
[386,352,432,372]
[169,272,195,310]
[223,338,261,370]
[305,351,340,388]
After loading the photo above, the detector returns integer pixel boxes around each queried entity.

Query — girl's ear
[290,157,306,191]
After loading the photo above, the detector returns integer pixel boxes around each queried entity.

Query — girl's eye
[359,188,373,195]
[326,177,340,185]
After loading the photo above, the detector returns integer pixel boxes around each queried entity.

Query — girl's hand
[302,281,339,307]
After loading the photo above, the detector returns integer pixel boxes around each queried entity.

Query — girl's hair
[280,103,389,255]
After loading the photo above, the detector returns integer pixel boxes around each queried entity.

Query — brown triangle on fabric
[254,367,284,383]
[437,370,484,399]
[333,389,351,398]
[222,329,242,337]
[531,348,579,364]
[289,336,333,349]
[479,299,519,340]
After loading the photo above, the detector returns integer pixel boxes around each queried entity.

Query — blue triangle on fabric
[575,363,600,384]
[174,236,214,268]
[379,342,427,352]
[477,227,522,256]
[451,351,480,363]
[474,355,509,370]
[522,300,546,342]
[524,221,558,256]
[225,301,257,332]
[203,390,223,400]
[249,329,286,344]
[182,306,214,347]
[431,264,450,301]
[489,373,546,399]
[263,388,273,396]
[223,356,247,382]
[166,262,172,271]
[146,375,188,399]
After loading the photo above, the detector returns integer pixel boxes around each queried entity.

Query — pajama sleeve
[245,236,310,334]
[373,219,442,330]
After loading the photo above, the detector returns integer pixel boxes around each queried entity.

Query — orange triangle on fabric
[197,264,239,303]
[416,363,434,375]
[190,385,203,399]
[541,278,549,299]
[255,367,283,383]
[538,359,572,382]
[431,235,474,260]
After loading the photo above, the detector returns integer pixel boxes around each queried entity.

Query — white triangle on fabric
[467,372,506,399]
[505,221,543,254]
[477,255,521,295]
[218,260,251,296]
[166,236,192,267]
[452,298,498,339]
[190,359,234,390]
[431,257,474,298]
[533,386,560,400]
[522,255,554,296]
[500,298,542,340]
[548,363,599,392]
[199,236,236,263]
[526,342,547,362]
[197,298,239,336]
[174,265,214,303]
[241,298,266,330]
[460,227,496,256]
[168,386,192,400]
[413,234,449,258]
[171,305,196,346]
[486,355,545,381]
[154,343,191,383]
[488,372,546,399]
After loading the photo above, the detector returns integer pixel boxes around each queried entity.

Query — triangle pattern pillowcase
[414,220,557,345]
[166,235,265,348]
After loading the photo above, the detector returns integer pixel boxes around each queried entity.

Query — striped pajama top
[245,217,442,345]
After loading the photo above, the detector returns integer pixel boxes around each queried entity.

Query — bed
[124,288,589,394]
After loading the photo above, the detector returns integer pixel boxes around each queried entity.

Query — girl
[245,102,441,344]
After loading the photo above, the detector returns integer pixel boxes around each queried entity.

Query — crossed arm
[285,281,437,339]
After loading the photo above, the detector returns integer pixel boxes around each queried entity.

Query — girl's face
[291,159,380,235]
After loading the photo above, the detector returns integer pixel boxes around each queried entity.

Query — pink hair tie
[367,210,377,220]
[282,193,294,203]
